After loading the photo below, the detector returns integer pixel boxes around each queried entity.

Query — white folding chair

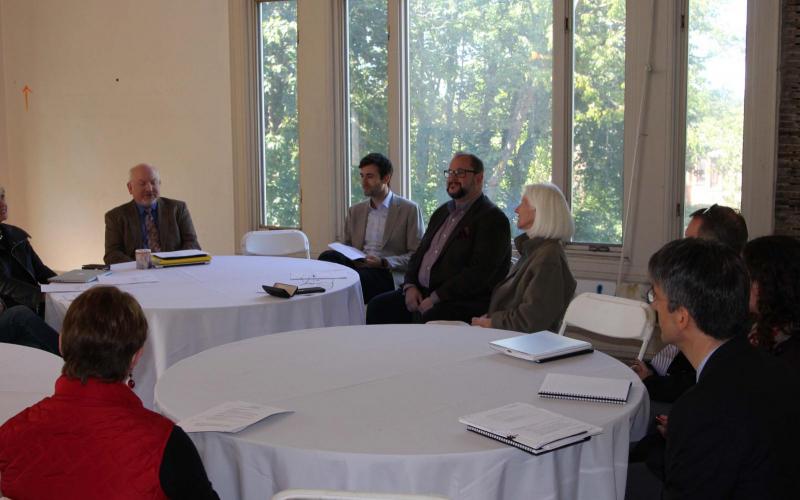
[241,229,311,259]
[557,292,655,360]
[272,490,448,500]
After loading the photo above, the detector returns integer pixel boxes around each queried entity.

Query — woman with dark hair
[0,286,219,499]
[743,235,800,372]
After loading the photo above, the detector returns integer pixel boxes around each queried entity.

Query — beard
[448,182,466,199]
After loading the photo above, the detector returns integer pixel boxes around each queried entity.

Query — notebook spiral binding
[538,392,627,405]
[465,426,590,455]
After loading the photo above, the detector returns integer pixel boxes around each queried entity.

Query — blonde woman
[472,183,576,332]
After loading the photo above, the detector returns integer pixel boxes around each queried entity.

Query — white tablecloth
[155,325,649,500]
[0,344,62,425]
[46,256,365,408]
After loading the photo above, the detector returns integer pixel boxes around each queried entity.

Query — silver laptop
[490,331,593,363]
[49,269,111,284]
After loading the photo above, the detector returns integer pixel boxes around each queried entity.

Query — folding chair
[557,292,655,360]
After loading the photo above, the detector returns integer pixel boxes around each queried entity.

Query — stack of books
[151,250,211,267]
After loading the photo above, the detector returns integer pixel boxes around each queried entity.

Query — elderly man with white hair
[104,163,201,264]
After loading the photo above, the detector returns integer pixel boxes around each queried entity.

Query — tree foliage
[258,0,744,242]
[261,2,299,228]
[683,0,745,226]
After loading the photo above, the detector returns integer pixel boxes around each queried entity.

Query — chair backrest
[241,230,310,259]
[272,489,448,500]
[557,292,655,360]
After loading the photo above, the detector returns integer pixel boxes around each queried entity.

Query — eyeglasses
[443,168,477,178]
[701,203,719,215]
[645,286,656,304]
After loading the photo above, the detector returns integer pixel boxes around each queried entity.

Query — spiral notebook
[459,402,602,455]
[538,373,632,404]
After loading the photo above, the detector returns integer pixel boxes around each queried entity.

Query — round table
[155,325,649,500]
[0,344,62,425]
[45,256,365,408]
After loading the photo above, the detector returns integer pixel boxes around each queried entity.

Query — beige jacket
[344,192,424,272]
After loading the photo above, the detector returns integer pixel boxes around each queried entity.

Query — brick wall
[775,0,800,235]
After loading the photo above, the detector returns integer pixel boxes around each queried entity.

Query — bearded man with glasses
[366,152,510,324]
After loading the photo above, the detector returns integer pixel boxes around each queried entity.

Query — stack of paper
[459,402,602,455]
[152,250,211,267]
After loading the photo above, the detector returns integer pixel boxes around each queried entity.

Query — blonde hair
[522,183,574,241]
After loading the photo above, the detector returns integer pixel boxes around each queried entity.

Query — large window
[258,0,299,228]
[346,0,389,206]
[682,0,746,227]
[408,0,554,226]
[244,0,775,277]
[344,0,625,241]
[570,0,625,244]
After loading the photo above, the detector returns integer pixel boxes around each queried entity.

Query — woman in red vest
[0,286,219,499]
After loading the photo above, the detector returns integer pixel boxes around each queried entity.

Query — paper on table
[179,401,292,433]
[153,250,210,259]
[97,272,160,285]
[290,271,350,280]
[327,242,367,261]
[41,283,96,293]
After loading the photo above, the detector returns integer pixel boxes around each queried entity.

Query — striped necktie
[144,208,161,252]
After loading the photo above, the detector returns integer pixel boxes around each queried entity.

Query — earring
[127,373,135,389]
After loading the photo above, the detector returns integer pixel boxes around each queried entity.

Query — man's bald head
[127,163,161,207]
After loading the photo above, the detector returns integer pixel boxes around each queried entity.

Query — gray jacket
[344,193,424,272]
[488,234,576,333]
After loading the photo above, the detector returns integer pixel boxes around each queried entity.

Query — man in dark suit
[104,164,201,264]
[366,152,510,324]
[646,238,800,499]
[631,203,749,403]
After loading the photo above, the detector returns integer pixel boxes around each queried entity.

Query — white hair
[128,163,160,182]
[523,183,574,241]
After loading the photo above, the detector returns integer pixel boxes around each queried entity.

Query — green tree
[571,0,625,243]
[348,0,389,205]
[260,2,299,228]
[407,0,554,229]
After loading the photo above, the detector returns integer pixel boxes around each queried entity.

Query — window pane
[259,1,299,228]
[571,0,625,244]
[683,0,745,227]
[408,0,553,227]
[347,0,389,206]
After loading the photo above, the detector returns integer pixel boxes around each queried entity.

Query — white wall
[0,0,235,271]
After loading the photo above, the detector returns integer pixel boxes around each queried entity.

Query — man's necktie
[144,208,161,252]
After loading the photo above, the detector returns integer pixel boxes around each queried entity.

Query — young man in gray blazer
[319,153,424,303]
[104,164,201,265]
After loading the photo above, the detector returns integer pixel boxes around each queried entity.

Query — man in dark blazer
[104,164,201,264]
[631,203,748,403]
[366,152,510,324]
[646,238,800,499]
[319,153,424,303]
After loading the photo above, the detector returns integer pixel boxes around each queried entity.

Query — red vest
[0,375,173,500]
